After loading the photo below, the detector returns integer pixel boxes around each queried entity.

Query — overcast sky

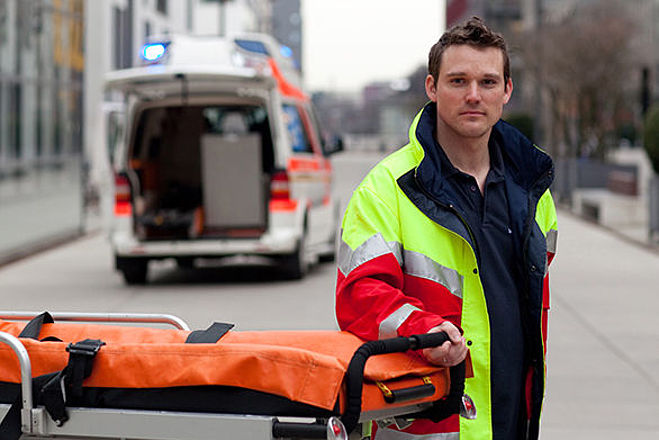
[301,0,446,94]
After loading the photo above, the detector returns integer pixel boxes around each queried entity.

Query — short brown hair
[428,16,510,86]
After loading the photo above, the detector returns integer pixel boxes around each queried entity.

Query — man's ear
[503,78,513,104]
[425,74,438,102]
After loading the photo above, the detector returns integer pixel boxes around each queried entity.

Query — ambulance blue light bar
[141,42,169,62]
[280,45,293,58]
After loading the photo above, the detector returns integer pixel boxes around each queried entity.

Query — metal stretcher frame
[0,312,451,440]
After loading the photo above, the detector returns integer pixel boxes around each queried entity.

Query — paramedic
[335,17,557,440]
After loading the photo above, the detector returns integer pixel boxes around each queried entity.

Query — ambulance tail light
[270,170,290,200]
[114,173,132,216]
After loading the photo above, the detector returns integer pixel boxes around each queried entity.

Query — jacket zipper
[413,172,481,262]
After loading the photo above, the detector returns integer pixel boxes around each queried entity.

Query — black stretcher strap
[18,311,54,340]
[40,338,106,426]
[0,373,60,440]
[413,361,466,423]
[185,322,234,343]
[0,393,22,440]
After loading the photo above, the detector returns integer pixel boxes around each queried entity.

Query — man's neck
[436,126,492,192]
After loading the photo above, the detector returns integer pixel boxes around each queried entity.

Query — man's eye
[482,79,497,87]
[450,78,465,85]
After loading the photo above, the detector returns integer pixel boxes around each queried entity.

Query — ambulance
[106,34,342,284]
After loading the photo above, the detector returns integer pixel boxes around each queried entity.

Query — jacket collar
[410,102,554,202]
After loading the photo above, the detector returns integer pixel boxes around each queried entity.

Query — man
[336,17,557,440]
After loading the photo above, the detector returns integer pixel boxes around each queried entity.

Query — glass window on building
[38,82,54,159]
[0,0,86,264]
[0,0,83,168]
[16,0,37,77]
[157,0,168,15]
[9,82,21,160]
[113,5,132,69]
[113,7,123,70]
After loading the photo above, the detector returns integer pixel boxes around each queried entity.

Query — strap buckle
[66,339,106,356]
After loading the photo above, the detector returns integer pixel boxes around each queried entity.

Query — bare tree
[518,0,637,159]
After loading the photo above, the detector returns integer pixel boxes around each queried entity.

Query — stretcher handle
[381,381,435,404]
[341,332,450,434]
[0,311,191,331]
[0,331,33,430]
[409,331,451,350]
[272,421,327,439]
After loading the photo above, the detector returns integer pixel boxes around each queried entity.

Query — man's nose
[465,81,481,102]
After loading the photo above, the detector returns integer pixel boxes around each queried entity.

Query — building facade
[0,0,85,263]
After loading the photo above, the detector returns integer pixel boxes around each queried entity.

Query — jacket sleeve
[335,181,445,342]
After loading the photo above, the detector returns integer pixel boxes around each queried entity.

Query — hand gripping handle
[409,331,450,350]
[341,332,451,434]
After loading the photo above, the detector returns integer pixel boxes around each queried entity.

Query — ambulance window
[282,104,312,153]
[307,105,328,154]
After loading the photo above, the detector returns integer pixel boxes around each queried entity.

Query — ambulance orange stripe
[288,157,321,171]
[269,58,309,102]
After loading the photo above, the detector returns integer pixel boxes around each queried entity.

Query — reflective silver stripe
[403,250,463,299]
[378,303,421,340]
[339,234,463,297]
[338,232,403,276]
[545,229,558,275]
[546,229,558,254]
[375,427,459,440]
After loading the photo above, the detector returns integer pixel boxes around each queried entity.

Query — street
[0,150,382,332]
[0,150,658,438]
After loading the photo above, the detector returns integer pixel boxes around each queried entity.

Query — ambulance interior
[127,103,275,240]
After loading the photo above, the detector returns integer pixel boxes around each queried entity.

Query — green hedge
[644,105,659,174]
[505,113,534,141]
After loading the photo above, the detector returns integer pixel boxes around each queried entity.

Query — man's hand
[422,321,468,367]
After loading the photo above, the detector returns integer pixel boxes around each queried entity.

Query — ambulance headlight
[141,43,168,63]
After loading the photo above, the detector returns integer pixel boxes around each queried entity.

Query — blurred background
[0,0,658,262]
[1,0,659,263]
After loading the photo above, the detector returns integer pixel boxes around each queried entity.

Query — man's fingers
[422,341,450,364]
[436,322,462,343]
[444,345,468,367]
[423,338,469,366]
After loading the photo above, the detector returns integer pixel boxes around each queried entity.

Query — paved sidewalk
[541,210,659,439]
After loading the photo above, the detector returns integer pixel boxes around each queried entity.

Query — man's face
[425,44,512,141]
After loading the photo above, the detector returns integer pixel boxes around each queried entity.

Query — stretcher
[0,311,471,440]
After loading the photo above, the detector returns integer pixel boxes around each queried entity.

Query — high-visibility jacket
[336,103,557,440]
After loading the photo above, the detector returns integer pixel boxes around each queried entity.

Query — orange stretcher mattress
[0,314,457,430]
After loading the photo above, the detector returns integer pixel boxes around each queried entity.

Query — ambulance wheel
[319,205,340,263]
[176,257,195,269]
[280,236,308,280]
[120,259,149,285]
[318,230,337,263]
